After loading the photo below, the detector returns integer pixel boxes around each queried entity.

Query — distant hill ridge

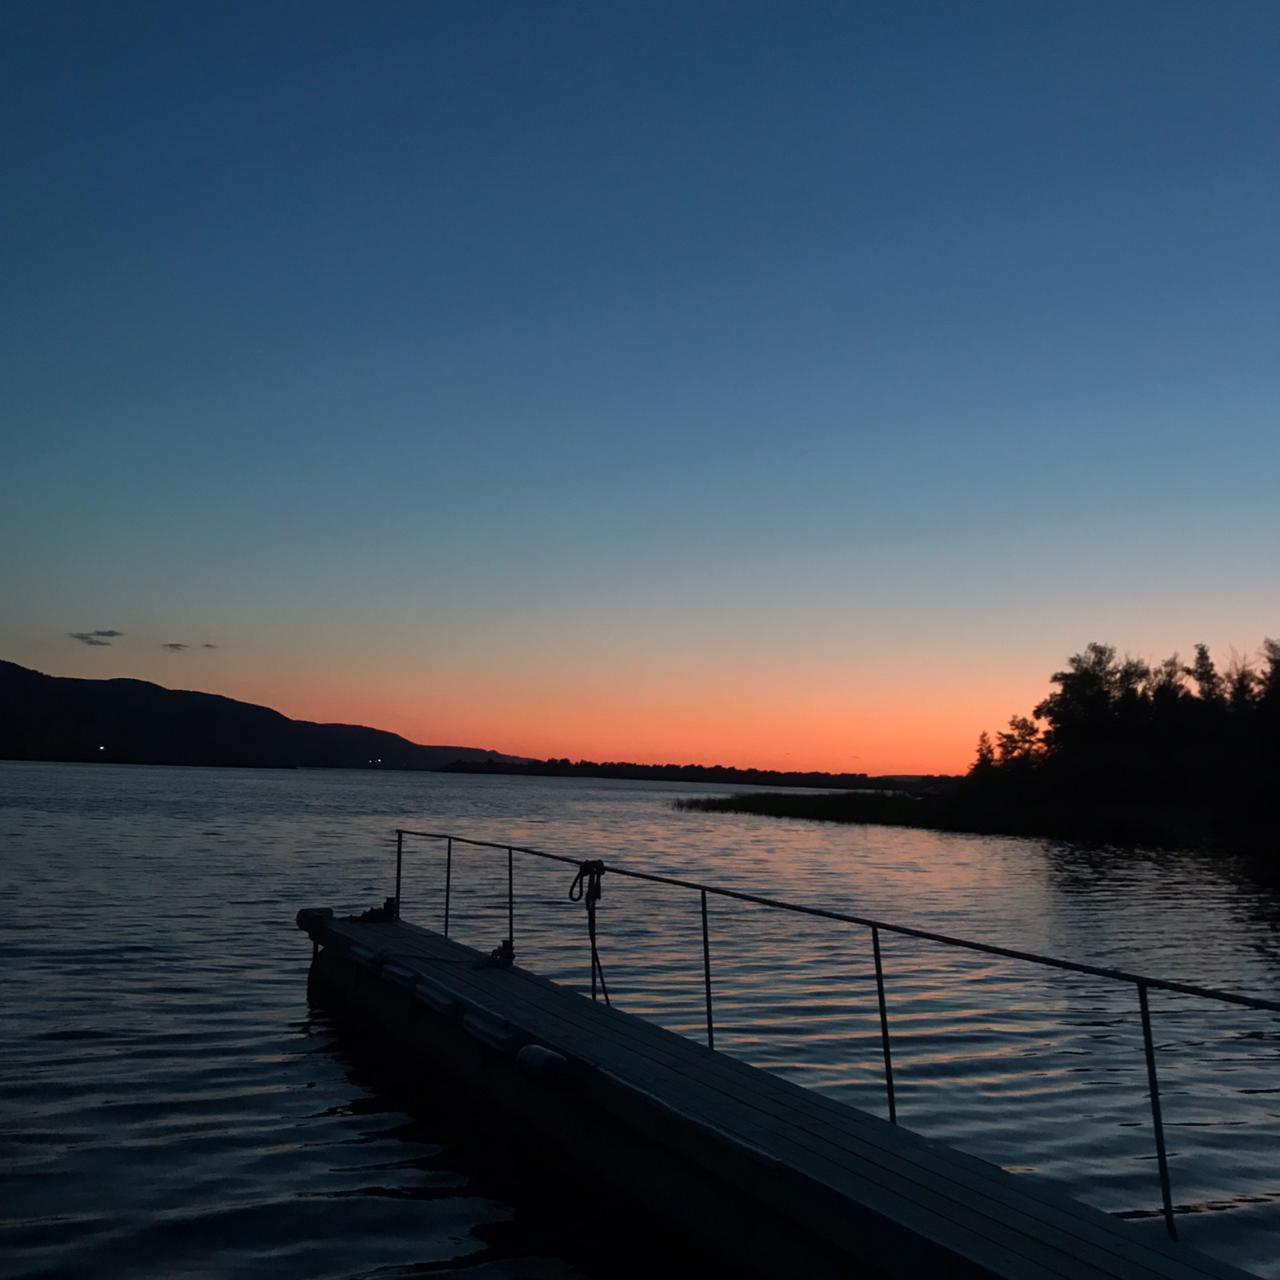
[0,659,518,770]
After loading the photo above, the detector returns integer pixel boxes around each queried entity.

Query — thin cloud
[70,629,122,646]
[162,642,189,651]
[202,643,218,649]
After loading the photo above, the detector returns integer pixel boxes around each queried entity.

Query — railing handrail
[393,823,1280,1241]
[394,827,1280,1016]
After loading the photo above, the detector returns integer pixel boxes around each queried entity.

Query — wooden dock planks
[298,911,1254,1280]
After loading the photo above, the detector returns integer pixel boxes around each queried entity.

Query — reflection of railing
[392,827,1280,1240]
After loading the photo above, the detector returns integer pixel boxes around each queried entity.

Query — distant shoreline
[675,790,1280,859]
[0,753,954,794]
[0,752,482,773]
[438,757,952,791]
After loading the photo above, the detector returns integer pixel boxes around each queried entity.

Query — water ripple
[2,762,1278,1277]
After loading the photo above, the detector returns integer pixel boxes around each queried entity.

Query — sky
[2,2,1277,774]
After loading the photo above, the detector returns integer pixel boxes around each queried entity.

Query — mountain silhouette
[0,660,520,770]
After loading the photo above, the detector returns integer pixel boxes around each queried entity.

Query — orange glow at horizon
[30,621,1277,776]
[212,658,1041,777]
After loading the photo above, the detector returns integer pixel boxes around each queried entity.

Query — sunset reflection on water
[5,763,1278,1277]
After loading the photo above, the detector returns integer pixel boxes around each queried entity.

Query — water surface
[2,762,1277,1276]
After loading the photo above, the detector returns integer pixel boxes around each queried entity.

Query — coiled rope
[568,859,610,1005]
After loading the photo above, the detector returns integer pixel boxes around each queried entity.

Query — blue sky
[3,2,1277,770]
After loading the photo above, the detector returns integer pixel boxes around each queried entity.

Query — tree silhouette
[1185,643,1223,704]
[968,638,1280,847]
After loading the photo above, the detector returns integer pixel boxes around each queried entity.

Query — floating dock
[297,905,1252,1280]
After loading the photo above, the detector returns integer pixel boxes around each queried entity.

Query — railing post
[394,830,403,919]
[444,837,452,937]
[701,888,715,1050]
[872,926,897,1124]
[507,846,514,951]
[1138,981,1177,1239]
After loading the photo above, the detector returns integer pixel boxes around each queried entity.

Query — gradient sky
[3,2,1277,773]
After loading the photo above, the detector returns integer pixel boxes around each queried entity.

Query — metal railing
[393,827,1280,1240]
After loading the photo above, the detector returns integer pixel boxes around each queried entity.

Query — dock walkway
[298,909,1252,1280]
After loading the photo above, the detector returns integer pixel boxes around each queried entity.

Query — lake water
[2,761,1278,1278]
